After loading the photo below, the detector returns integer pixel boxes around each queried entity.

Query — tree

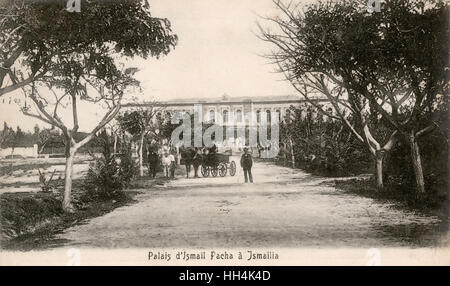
[322,0,449,193]
[33,126,60,154]
[0,0,35,97]
[280,106,370,175]
[106,121,121,156]
[368,0,448,193]
[0,0,177,98]
[0,122,15,149]
[258,0,448,192]
[14,0,177,212]
[258,0,399,189]
[117,101,164,177]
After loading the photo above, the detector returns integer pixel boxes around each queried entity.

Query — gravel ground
[50,157,448,249]
[0,157,91,194]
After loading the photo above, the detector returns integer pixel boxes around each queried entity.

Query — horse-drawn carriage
[180,147,237,178]
[200,151,236,177]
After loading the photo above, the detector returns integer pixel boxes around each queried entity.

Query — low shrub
[335,178,448,216]
[0,192,63,240]
[81,130,126,202]
[118,140,137,188]
[80,131,137,202]
[279,113,372,177]
[81,155,125,202]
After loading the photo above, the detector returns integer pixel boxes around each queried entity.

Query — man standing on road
[240,147,253,183]
[162,152,174,179]
[169,151,176,179]
[147,147,159,178]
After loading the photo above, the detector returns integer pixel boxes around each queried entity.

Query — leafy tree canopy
[0,0,178,96]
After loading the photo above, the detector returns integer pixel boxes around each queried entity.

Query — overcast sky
[1,0,301,132]
[132,0,296,102]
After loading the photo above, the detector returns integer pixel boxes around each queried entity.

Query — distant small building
[0,144,38,158]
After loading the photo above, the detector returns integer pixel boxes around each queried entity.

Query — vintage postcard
[0,0,449,267]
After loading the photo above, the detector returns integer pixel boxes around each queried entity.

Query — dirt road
[51,158,447,248]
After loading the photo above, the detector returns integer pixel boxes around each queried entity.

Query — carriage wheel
[201,165,210,177]
[218,163,227,177]
[211,166,218,177]
[229,161,236,176]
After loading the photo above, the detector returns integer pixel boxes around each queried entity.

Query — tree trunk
[138,133,145,177]
[39,141,47,154]
[409,132,425,193]
[63,147,76,212]
[375,150,384,190]
[113,134,118,157]
[289,138,295,168]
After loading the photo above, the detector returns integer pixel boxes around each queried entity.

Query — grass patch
[0,163,183,250]
[0,188,138,251]
[333,178,449,219]
[0,174,170,251]
[0,163,53,177]
[258,157,372,177]
[0,157,91,176]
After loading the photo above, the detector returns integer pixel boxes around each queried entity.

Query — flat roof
[123,94,327,107]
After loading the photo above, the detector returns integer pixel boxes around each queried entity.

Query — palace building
[122,94,331,151]
[123,93,330,126]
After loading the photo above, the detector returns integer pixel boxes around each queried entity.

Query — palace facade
[123,94,330,126]
[122,94,331,151]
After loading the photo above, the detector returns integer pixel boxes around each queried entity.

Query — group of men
[146,144,254,183]
[146,147,176,179]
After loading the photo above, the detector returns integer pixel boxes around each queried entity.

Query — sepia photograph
[0,0,448,267]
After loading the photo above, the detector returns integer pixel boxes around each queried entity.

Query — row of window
[126,105,334,124]
[154,108,295,124]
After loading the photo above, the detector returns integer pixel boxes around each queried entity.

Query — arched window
[256,110,261,123]
[236,109,242,122]
[276,109,281,122]
[266,110,271,125]
[223,110,229,123]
